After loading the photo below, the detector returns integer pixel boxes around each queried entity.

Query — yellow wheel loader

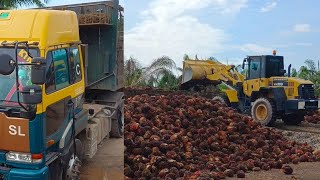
[181,51,320,126]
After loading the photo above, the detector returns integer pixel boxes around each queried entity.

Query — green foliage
[291,68,298,77]
[124,56,181,89]
[124,57,145,87]
[157,71,180,90]
[0,0,49,9]
[295,60,320,95]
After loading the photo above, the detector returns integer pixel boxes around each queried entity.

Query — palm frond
[0,0,49,9]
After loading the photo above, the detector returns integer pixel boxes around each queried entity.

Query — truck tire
[212,95,230,107]
[110,110,123,138]
[251,98,275,126]
[62,139,83,180]
[282,113,304,125]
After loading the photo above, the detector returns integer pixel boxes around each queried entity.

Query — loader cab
[243,54,285,80]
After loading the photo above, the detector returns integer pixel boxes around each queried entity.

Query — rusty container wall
[46,0,124,91]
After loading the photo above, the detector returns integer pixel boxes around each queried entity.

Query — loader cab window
[248,57,261,79]
[45,49,70,94]
[266,57,284,77]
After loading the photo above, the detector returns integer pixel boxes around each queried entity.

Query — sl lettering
[9,125,26,136]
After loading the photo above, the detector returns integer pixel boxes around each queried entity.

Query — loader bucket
[181,68,193,85]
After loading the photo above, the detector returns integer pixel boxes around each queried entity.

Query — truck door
[43,46,84,149]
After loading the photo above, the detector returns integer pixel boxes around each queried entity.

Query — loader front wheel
[251,98,275,126]
[212,95,230,107]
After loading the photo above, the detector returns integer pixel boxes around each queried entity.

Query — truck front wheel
[62,139,83,180]
[251,98,275,126]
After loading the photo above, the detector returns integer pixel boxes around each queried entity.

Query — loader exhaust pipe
[288,64,292,77]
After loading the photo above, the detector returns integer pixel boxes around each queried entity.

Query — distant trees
[124,56,181,90]
[291,59,320,95]
[0,0,49,9]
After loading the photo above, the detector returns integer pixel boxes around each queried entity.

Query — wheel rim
[255,104,268,121]
[66,154,82,180]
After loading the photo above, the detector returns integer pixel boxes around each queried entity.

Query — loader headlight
[298,101,305,109]
[6,152,42,163]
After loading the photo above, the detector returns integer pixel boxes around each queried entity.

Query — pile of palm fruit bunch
[304,111,320,124]
[124,93,319,179]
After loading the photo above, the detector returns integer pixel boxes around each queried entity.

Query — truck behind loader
[181,51,320,126]
[0,1,124,179]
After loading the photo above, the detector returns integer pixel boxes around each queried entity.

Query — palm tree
[124,56,144,87]
[0,0,49,10]
[124,56,181,89]
[135,56,178,87]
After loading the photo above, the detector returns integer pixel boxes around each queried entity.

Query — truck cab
[0,1,123,179]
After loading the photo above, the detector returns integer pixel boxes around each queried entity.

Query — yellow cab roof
[0,9,80,48]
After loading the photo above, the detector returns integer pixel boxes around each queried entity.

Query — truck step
[45,152,60,166]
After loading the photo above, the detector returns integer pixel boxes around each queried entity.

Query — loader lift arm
[180,59,244,90]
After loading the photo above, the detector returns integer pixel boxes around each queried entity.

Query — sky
[26,0,319,70]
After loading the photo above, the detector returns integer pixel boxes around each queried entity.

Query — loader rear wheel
[282,113,304,125]
[251,98,275,126]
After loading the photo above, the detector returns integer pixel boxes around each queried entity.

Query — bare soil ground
[230,162,320,180]
[233,121,320,180]
[80,137,124,180]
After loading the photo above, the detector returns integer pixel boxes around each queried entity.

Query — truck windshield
[266,57,284,78]
[0,47,39,106]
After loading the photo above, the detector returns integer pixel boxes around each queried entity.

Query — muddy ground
[80,137,124,180]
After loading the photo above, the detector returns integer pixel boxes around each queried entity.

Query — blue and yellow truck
[0,1,124,179]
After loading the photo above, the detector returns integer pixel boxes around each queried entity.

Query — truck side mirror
[21,85,42,104]
[31,57,46,84]
[0,54,15,75]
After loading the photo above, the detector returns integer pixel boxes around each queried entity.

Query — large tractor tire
[251,98,276,126]
[110,109,124,138]
[212,95,230,107]
[282,113,304,125]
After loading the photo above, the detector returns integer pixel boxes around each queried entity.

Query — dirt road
[80,137,124,180]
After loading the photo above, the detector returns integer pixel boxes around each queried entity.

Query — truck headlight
[298,101,305,109]
[6,152,42,163]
